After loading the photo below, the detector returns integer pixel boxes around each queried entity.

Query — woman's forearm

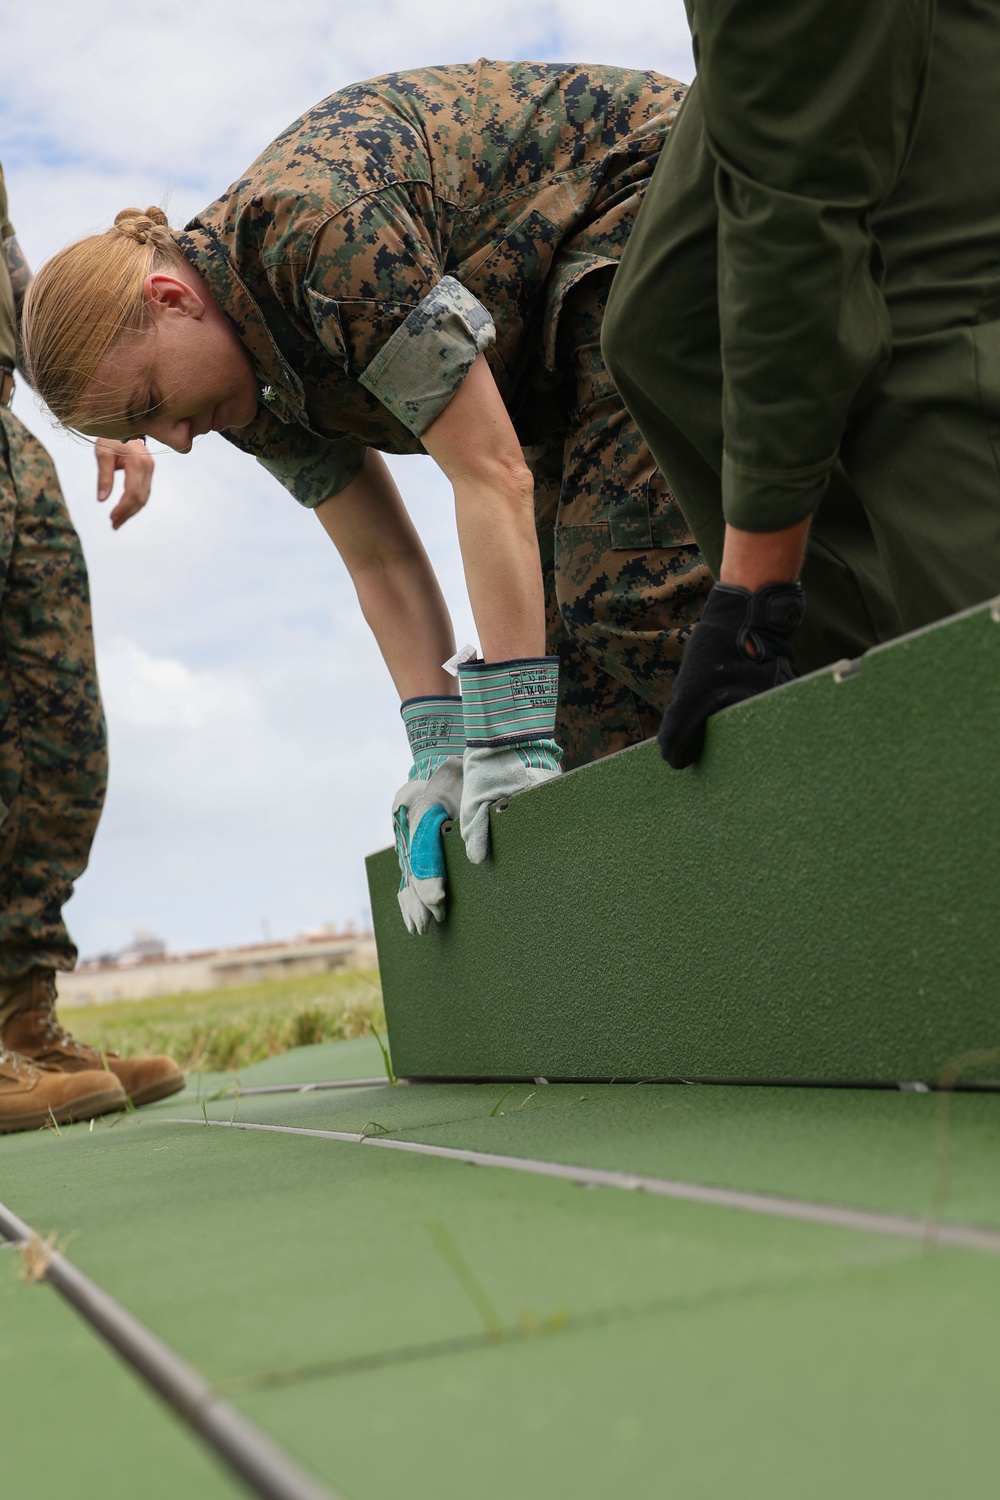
[314,450,457,702]
[352,551,456,700]
[452,465,545,662]
[423,353,546,665]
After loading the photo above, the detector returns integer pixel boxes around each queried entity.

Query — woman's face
[82,269,259,450]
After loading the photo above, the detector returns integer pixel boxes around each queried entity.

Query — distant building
[56,926,378,1007]
[117,929,168,966]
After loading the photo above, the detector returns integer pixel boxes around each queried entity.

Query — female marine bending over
[23,60,708,933]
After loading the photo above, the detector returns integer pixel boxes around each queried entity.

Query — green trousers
[603,0,1000,664]
[0,406,107,978]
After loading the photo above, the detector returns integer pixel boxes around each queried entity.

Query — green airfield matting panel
[2,1037,1000,1498]
[368,599,1000,1084]
[0,1251,243,1499]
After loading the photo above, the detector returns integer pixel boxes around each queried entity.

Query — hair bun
[113,205,171,245]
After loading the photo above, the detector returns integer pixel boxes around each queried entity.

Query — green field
[60,969,385,1073]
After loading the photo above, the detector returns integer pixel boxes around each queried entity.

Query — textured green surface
[0,1253,242,1500]
[175,1033,389,1097]
[4,1033,1000,1499]
[2,1109,908,1391]
[368,602,1000,1082]
[3,1038,1000,1496]
[178,1067,1000,1230]
[240,1251,1000,1500]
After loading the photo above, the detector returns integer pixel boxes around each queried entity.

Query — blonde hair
[22,206,183,429]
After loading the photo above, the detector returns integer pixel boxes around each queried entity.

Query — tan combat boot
[0,1045,126,1133]
[0,969,185,1107]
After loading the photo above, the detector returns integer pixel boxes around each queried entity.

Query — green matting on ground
[2,1037,999,1496]
[368,601,1000,1083]
[0,1245,243,1498]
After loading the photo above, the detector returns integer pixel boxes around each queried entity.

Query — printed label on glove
[406,711,461,757]
[509,666,557,708]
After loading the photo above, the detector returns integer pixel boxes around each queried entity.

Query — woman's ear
[142,272,205,318]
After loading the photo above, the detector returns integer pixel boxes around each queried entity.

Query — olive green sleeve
[691,0,934,530]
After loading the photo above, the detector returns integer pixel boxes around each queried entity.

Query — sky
[2,0,694,959]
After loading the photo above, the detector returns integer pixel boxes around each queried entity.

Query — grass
[60,968,384,1074]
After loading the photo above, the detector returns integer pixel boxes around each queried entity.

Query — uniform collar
[177,223,308,425]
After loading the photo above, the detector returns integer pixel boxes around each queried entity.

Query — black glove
[658,581,805,769]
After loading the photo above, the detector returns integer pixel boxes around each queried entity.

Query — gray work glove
[458,657,562,864]
[392,696,464,935]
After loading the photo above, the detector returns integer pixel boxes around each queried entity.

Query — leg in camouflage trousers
[0,408,132,1127]
[0,406,184,1111]
[526,269,712,771]
[0,406,107,979]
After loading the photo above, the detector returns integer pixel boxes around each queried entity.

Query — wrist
[719,517,811,590]
[459,657,559,747]
[400,695,464,778]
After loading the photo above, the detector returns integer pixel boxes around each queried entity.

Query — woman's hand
[95,438,155,529]
[422,354,544,663]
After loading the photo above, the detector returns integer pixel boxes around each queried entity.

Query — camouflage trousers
[524,269,711,771]
[0,405,107,979]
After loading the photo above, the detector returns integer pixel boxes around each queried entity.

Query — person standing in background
[0,162,183,1131]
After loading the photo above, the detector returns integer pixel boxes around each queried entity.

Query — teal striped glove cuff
[458,658,562,863]
[400,696,465,780]
[458,657,560,759]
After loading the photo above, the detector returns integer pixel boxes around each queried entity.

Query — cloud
[2,1,694,255]
[2,2,694,186]
[74,620,408,953]
[100,638,259,735]
[3,2,693,956]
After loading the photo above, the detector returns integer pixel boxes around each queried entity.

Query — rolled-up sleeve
[356,276,495,434]
[253,438,367,507]
[303,184,496,437]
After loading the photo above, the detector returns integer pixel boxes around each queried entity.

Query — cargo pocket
[607,427,697,550]
[608,484,655,549]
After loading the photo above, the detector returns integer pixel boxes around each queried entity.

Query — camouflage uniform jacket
[179,60,684,506]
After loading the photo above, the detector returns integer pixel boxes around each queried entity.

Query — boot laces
[34,979,95,1058]
[0,1042,38,1079]
[39,1004,91,1057]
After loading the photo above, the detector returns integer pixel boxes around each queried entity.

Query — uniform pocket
[306,289,413,378]
[608,485,654,548]
[607,429,697,550]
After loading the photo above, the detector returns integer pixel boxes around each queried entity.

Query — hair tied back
[113,205,170,245]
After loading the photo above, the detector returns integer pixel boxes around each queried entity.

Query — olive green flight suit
[603,0,1000,668]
